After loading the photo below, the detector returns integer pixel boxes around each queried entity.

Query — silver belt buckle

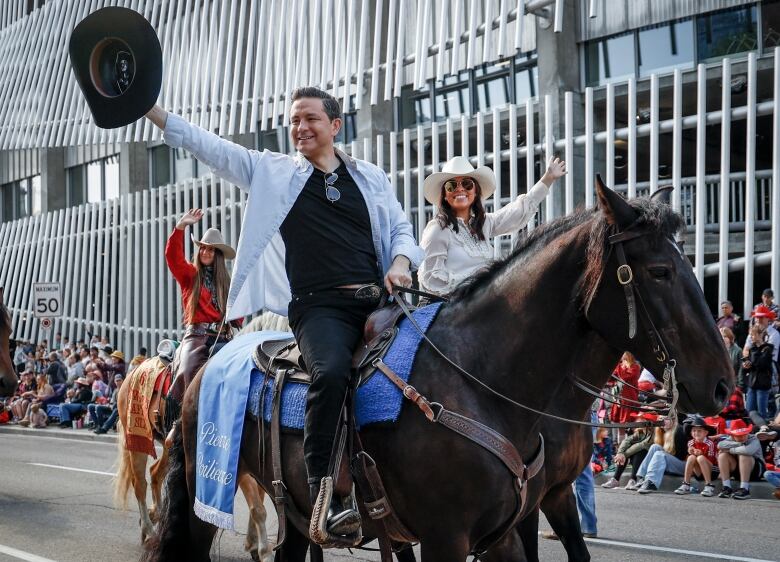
[354,284,382,301]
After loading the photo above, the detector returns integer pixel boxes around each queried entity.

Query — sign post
[33,283,61,336]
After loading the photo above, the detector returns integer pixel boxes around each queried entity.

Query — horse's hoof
[250,552,260,562]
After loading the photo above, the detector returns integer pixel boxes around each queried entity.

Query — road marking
[0,431,114,446]
[26,462,115,477]
[583,536,775,562]
[0,544,57,562]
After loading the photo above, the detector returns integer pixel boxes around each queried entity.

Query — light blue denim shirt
[163,113,423,319]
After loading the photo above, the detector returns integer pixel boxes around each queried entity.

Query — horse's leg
[272,522,309,562]
[479,529,529,562]
[419,538,469,562]
[148,443,170,523]
[540,484,591,562]
[395,545,418,562]
[238,470,273,562]
[516,508,540,562]
[129,451,155,542]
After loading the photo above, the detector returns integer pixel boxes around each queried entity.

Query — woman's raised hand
[542,157,567,186]
[176,208,204,230]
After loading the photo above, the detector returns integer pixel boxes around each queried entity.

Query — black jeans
[288,293,377,484]
[613,449,649,481]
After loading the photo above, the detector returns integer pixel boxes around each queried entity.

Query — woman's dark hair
[186,247,230,322]
[435,180,487,241]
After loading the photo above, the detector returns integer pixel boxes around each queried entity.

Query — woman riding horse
[166,208,237,404]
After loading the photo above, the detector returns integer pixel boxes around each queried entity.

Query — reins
[390,221,681,431]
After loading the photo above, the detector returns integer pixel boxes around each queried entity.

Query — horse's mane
[448,198,685,307]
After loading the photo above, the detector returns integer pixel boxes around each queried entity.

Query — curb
[594,469,777,500]
[0,423,118,444]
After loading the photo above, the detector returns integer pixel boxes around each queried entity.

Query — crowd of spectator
[1,332,147,435]
[596,288,780,501]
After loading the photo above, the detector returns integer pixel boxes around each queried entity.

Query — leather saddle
[252,302,406,385]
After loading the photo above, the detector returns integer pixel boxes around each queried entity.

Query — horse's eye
[649,267,670,279]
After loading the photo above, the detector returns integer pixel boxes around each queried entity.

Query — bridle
[392,222,681,431]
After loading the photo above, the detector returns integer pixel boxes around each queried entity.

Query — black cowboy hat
[69,7,162,129]
[684,415,716,436]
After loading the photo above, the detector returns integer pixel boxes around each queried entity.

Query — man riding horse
[145,87,422,542]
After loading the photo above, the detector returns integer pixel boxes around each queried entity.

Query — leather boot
[309,482,361,536]
[166,373,185,405]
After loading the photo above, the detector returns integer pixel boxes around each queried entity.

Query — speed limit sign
[40,318,52,329]
[33,283,62,318]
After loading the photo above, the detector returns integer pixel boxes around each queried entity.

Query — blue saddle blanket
[247,302,442,430]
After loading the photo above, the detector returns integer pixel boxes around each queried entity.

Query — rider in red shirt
[166,208,237,403]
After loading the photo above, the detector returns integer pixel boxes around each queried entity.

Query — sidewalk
[0,422,117,443]
[593,468,778,500]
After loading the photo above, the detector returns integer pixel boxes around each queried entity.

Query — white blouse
[418,180,550,296]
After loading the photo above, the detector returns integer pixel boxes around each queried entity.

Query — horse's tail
[141,421,191,562]
[112,420,132,510]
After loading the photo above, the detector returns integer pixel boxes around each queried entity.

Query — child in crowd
[591,427,614,474]
[602,412,656,489]
[717,419,765,499]
[757,415,780,500]
[27,403,47,428]
[0,403,10,424]
[675,416,718,497]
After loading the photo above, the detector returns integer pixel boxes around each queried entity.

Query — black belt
[293,284,383,302]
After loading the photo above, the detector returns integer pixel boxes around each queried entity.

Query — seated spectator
[603,412,656,490]
[753,289,780,325]
[45,352,67,386]
[0,404,10,424]
[610,352,642,441]
[717,419,765,499]
[27,403,47,428]
[717,300,741,334]
[65,353,84,384]
[10,372,36,421]
[93,374,124,435]
[675,416,718,497]
[58,377,93,428]
[18,374,53,426]
[128,347,147,375]
[742,324,774,421]
[637,369,665,397]
[633,425,688,494]
[719,386,748,421]
[591,428,613,474]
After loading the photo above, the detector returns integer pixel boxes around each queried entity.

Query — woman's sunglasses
[444,178,476,193]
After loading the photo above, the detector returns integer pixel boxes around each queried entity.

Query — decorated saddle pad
[125,356,168,458]
[246,302,443,430]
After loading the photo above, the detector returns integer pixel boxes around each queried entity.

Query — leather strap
[270,367,288,549]
[372,359,436,421]
[612,241,637,339]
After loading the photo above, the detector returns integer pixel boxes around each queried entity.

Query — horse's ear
[595,174,638,229]
[650,186,673,204]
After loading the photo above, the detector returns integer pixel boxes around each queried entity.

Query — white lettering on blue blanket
[197,452,234,486]
[199,421,231,450]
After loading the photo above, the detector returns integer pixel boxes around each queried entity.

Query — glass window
[477,69,511,112]
[104,156,119,200]
[435,86,470,121]
[415,96,432,124]
[1,183,13,222]
[697,5,757,62]
[150,145,171,188]
[586,33,636,86]
[762,0,780,48]
[68,166,85,207]
[87,160,102,203]
[515,65,538,104]
[173,148,194,183]
[31,175,42,215]
[638,20,694,76]
[17,178,30,218]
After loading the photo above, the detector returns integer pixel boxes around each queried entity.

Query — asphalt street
[0,428,777,562]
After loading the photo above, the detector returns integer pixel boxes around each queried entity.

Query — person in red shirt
[674,416,718,497]
[166,208,236,403]
[610,351,641,440]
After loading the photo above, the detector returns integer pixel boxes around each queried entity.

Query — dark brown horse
[0,288,18,397]
[144,180,733,561]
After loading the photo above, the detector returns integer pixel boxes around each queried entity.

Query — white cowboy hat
[423,156,497,206]
[191,228,236,260]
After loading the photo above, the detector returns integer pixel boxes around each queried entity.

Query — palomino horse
[113,357,273,561]
[0,288,18,397]
[144,179,733,561]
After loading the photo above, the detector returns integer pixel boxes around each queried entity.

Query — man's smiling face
[289,97,341,158]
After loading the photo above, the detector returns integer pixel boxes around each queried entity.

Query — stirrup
[309,476,362,548]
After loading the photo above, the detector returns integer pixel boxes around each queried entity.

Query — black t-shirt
[280,160,380,294]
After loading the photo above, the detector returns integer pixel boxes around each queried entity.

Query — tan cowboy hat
[191,228,236,260]
[110,350,125,361]
[423,156,497,206]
